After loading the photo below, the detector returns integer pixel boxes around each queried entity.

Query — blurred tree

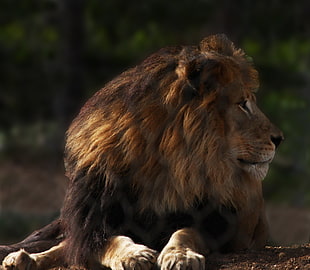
[0,0,309,207]
[58,0,85,127]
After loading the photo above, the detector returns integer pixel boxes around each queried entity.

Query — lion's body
[2,34,283,270]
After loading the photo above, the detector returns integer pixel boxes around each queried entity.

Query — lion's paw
[2,250,37,270]
[157,247,205,270]
[113,245,158,270]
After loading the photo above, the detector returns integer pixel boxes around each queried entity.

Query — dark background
[0,0,309,245]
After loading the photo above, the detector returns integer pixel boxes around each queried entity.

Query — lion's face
[224,88,283,181]
[170,37,283,188]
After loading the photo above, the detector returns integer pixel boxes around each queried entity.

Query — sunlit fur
[61,34,282,266]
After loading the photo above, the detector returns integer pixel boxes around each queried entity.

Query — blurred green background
[0,0,309,245]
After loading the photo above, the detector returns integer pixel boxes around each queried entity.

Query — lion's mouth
[237,158,272,166]
[237,158,272,180]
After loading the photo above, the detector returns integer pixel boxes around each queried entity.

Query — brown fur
[2,34,283,270]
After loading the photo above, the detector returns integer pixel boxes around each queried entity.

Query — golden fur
[2,34,283,270]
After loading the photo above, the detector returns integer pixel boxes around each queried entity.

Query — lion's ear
[185,58,223,95]
[199,34,244,57]
[178,55,232,99]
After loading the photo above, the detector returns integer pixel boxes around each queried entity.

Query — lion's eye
[238,100,252,115]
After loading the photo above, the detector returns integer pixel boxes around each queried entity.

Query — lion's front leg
[157,228,206,270]
[99,236,158,270]
[230,202,268,251]
[251,206,269,249]
[2,242,65,270]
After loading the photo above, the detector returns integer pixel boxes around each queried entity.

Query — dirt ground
[0,245,309,270]
[60,244,310,270]
[205,244,310,270]
[47,245,310,270]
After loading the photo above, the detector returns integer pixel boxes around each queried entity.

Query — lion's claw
[113,245,157,270]
[2,250,37,270]
[158,247,205,270]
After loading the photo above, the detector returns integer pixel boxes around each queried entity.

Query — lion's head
[65,34,283,215]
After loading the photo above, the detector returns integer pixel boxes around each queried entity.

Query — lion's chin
[238,160,270,181]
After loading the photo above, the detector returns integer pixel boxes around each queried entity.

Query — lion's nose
[270,134,284,149]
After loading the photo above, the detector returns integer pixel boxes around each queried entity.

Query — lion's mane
[61,34,264,266]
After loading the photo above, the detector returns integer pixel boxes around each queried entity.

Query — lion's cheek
[242,163,270,181]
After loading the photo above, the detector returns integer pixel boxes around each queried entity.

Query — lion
[2,34,283,270]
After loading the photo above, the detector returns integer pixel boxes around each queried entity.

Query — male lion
[2,34,283,270]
